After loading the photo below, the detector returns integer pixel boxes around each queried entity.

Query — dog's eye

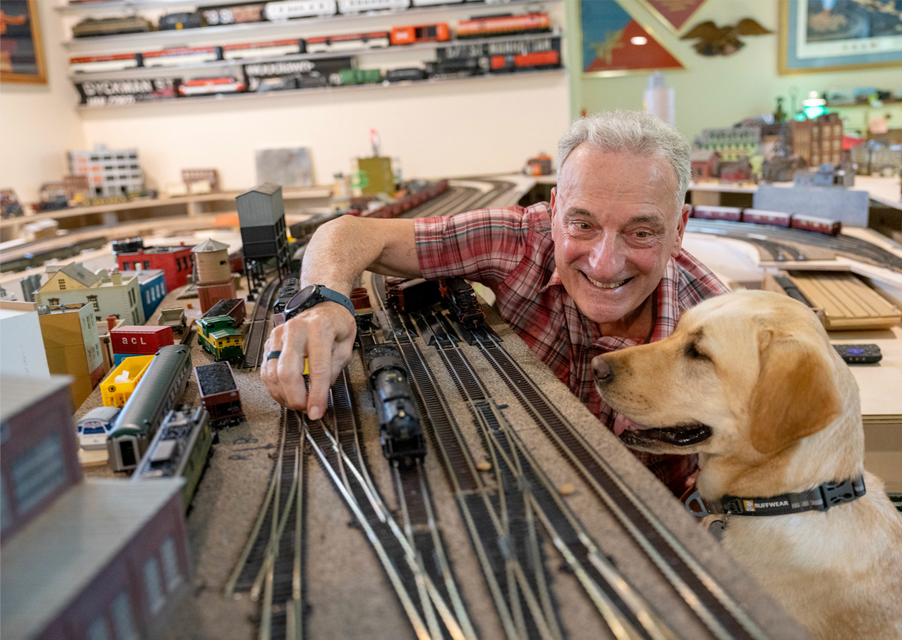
[685,343,710,361]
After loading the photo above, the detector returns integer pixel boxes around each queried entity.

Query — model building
[113,239,194,293]
[192,238,235,313]
[35,264,145,325]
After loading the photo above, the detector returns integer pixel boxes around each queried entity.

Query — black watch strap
[285,284,356,321]
[315,285,356,318]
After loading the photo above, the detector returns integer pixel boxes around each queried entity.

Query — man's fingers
[278,323,309,410]
[304,320,333,421]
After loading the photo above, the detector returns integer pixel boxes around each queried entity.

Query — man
[262,110,729,496]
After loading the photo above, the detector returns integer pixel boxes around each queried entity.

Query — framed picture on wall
[580,0,686,76]
[779,0,902,74]
[0,0,47,84]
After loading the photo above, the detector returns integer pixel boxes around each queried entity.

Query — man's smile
[584,273,634,289]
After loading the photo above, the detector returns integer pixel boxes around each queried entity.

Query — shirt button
[580,394,590,403]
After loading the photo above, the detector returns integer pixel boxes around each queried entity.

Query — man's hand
[261,302,357,419]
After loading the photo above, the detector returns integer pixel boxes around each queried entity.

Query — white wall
[0,1,86,202]
[78,72,570,190]
[574,0,902,141]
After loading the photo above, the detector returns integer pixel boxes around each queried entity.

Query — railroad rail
[687,219,902,272]
[243,275,282,370]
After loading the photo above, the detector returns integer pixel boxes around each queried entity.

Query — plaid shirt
[415,202,730,496]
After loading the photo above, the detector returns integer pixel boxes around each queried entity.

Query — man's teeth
[587,275,628,289]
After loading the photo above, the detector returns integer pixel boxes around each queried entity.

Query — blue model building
[121,269,168,321]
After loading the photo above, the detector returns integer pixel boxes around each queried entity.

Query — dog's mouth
[619,422,713,447]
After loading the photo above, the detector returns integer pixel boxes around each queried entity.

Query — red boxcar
[742,209,792,227]
[789,214,842,236]
[111,325,175,355]
[390,23,450,45]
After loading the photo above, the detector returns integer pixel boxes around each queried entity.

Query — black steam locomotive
[440,277,485,328]
[366,344,426,464]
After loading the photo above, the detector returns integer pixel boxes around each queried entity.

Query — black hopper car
[366,344,426,464]
[440,277,485,328]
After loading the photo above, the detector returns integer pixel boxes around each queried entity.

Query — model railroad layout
[220,272,800,640]
[59,176,890,639]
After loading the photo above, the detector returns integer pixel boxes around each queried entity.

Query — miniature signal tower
[235,183,292,299]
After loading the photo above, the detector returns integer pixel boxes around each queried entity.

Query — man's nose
[592,356,614,385]
[588,235,625,278]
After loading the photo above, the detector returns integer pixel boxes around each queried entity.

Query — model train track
[372,285,560,640]
[687,219,902,272]
[303,369,471,640]
[463,320,768,640]
[243,276,282,370]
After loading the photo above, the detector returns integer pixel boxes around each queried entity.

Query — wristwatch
[284,284,356,321]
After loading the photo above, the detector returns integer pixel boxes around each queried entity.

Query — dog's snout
[592,356,614,385]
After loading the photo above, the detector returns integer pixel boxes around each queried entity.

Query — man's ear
[749,336,842,455]
[549,186,558,217]
[671,205,690,258]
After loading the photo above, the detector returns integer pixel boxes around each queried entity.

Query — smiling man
[262,110,729,496]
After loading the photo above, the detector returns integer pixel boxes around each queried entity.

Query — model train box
[195,361,244,427]
[101,355,155,408]
[75,78,180,107]
[243,56,353,91]
[111,325,175,355]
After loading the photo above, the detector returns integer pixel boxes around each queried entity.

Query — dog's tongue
[613,413,649,436]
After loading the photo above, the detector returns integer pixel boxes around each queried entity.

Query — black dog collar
[686,475,866,517]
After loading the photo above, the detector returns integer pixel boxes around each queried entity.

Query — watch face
[284,284,317,319]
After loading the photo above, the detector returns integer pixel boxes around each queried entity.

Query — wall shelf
[69,30,562,80]
[74,66,566,110]
[61,0,555,51]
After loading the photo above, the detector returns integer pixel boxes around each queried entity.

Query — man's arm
[262,215,420,417]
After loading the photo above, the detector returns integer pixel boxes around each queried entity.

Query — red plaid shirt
[415,203,730,496]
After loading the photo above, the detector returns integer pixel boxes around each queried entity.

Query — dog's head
[593,291,848,465]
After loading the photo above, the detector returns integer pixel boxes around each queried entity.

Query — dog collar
[685,475,866,518]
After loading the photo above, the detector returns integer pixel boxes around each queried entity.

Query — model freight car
[386,277,441,312]
[305,31,390,53]
[133,405,214,510]
[385,67,428,82]
[111,325,175,356]
[178,77,245,97]
[158,12,205,30]
[489,50,560,72]
[337,68,382,85]
[72,16,154,38]
[101,354,155,408]
[197,316,244,362]
[195,361,244,427]
[366,344,426,463]
[264,0,337,20]
[158,307,188,333]
[107,344,192,472]
[201,298,246,326]
[457,12,552,39]
[390,23,451,45]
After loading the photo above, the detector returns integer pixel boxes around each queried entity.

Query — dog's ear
[749,336,842,455]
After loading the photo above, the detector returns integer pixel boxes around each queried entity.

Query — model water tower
[192,238,235,313]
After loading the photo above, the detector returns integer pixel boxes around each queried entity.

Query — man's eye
[635,231,650,238]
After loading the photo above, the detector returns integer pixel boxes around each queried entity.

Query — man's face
[550,144,688,329]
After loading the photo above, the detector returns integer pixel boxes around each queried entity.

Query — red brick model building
[192,238,235,313]
[115,243,194,293]
[1,375,190,640]
[792,113,843,168]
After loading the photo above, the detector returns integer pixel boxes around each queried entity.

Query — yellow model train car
[101,354,154,407]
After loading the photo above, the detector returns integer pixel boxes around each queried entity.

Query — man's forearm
[300,216,421,295]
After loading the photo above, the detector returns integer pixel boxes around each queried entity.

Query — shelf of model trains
[67,30,564,80]
[57,0,549,14]
[0,187,331,230]
[61,0,561,49]
[74,66,566,110]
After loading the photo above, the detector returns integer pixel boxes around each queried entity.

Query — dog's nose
[592,356,614,385]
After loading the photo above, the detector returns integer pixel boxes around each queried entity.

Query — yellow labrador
[593,290,902,640]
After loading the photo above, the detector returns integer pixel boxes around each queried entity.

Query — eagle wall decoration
[680,18,773,56]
